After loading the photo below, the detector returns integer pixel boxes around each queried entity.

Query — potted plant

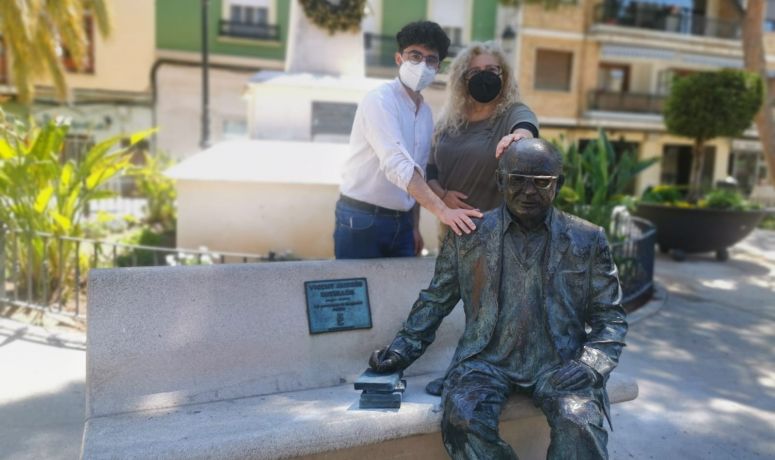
[635,69,768,261]
[637,186,766,261]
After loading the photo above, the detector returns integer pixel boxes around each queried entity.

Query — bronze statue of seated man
[368,138,628,459]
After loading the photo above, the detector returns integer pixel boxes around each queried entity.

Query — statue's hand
[368,347,405,373]
[550,360,602,391]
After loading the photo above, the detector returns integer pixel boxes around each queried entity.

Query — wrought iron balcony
[363,33,464,68]
[219,19,280,41]
[588,89,666,114]
[594,2,741,40]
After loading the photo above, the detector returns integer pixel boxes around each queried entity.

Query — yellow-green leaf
[129,127,158,146]
[0,139,15,159]
[34,185,54,213]
[51,211,72,233]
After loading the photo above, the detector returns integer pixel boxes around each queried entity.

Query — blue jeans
[333,198,414,259]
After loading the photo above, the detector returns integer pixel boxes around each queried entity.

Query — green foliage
[130,151,177,232]
[664,69,762,143]
[554,130,658,232]
[641,185,759,211]
[0,110,153,302]
[759,214,775,230]
[116,227,175,267]
[299,0,366,34]
[641,185,686,204]
[663,69,763,198]
[700,189,750,210]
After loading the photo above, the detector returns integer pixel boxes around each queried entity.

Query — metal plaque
[304,278,372,334]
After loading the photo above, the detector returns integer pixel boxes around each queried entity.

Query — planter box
[634,203,766,260]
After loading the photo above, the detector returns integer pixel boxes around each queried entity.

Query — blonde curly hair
[435,41,521,140]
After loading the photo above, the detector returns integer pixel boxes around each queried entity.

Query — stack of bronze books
[354,369,406,409]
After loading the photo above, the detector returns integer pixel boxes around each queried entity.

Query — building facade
[513,0,775,195]
[0,0,156,167]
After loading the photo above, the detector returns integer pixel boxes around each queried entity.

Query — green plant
[759,214,775,230]
[663,69,762,200]
[700,189,750,211]
[642,186,759,211]
[641,185,686,205]
[299,0,366,34]
[554,129,658,232]
[0,110,154,303]
[116,227,175,267]
[130,151,177,232]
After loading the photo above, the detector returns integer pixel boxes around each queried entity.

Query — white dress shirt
[340,78,433,212]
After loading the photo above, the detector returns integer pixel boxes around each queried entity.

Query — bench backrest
[86,258,464,419]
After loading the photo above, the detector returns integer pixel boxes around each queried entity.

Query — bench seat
[82,372,638,460]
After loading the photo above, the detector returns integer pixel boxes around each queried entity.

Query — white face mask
[399,60,436,92]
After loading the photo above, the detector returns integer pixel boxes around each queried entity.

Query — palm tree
[0,0,112,103]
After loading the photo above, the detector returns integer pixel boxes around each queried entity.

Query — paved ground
[0,319,85,460]
[0,230,773,460]
[610,229,775,459]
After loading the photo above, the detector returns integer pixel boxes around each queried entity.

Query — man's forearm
[427,179,446,199]
[407,170,448,218]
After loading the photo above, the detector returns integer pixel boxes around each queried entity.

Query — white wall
[176,179,440,259]
[156,65,254,158]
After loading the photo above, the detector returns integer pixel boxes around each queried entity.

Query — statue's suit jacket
[389,206,628,417]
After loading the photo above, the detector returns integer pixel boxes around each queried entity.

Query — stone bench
[81,258,638,460]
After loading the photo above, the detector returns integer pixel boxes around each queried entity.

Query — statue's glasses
[463,65,502,81]
[402,50,441,69]
[497,173,558,191]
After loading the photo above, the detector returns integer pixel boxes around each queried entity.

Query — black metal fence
[0,228,270,319]
[594,2,740,40]
[611,217,656,309]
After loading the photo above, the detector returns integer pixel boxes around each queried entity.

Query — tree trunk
[742,1,775,187]
[689,138,705,202]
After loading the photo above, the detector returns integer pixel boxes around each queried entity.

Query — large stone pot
[634,203,767,261]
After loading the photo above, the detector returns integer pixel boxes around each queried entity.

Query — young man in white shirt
[336,21,483,259]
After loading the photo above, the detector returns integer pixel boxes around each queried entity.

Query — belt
[339,194,409,217]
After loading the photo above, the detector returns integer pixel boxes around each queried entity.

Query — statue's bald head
[496,138,564,227]
[498,138,563,176]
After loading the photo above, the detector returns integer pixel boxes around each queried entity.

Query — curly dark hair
[396,21,451,61]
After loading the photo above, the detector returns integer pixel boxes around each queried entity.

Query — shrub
[0,110,154,303]
[554,129,657,231]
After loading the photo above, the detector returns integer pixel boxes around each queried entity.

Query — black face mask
[467,71,502,103]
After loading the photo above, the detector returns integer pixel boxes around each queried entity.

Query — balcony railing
[594,2,741,40]
[588,89,666,114]
[219,19,280,41]
[363,33,464,68]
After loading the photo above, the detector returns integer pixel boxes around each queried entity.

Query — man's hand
[368,347,406,373]
[440,207,482,236]
[413,227,424,255]
[550,360,602,391]
[495,128,533,159]
[442,190,476,210]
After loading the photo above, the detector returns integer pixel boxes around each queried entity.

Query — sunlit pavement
[610,229,775,459]
[0,230,773,460]
[0,319,85,460]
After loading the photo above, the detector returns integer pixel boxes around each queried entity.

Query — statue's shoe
[425,377,444,396]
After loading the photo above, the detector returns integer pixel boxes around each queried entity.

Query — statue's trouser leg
[532,373,608,460]
[441,365,518,460]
